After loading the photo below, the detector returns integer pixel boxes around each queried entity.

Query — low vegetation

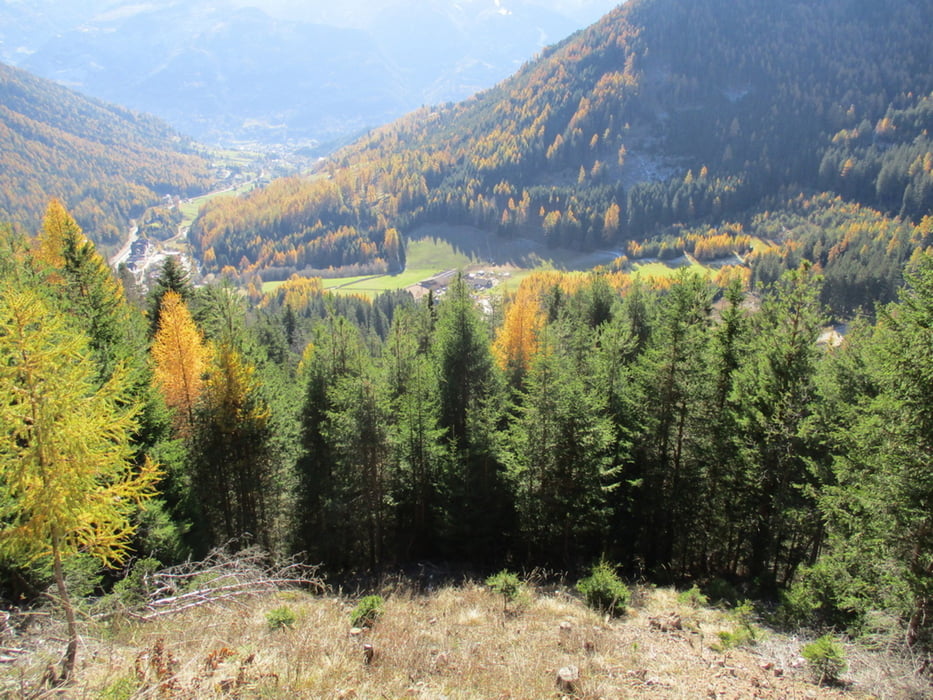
[1,572,925,699]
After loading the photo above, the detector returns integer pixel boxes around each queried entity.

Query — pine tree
[383,306,447,559]
[190,342,275,550]
[432,274,509,559]
[631,271,713,576]
[733,265,827,592]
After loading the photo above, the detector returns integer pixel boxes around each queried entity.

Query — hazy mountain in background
[2,0,620,145]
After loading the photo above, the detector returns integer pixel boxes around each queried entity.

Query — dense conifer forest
[3,198,933,661]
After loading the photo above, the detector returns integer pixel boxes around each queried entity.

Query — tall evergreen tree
[732,265,827,592]
[293,315,369,565]
[383,305,448,559]
[432,273,509,560]
[189,342,277,551]
[507,326,616,566]
[814,256,933,646]
[630,271,713,577]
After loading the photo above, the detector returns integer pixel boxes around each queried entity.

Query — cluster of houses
[418,269,504,296]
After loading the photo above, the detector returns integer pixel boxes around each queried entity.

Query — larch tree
[33,198,74,278]
[148,255,193,337]
[0,285,159,681]
[151,290,210,438]
[493,283,545,389]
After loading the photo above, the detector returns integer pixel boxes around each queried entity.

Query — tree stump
[556,664,579,694]
[362,643,374,665]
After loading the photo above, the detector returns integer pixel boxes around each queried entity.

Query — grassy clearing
[179,184,255,226]
[405,236,476,270]
[321,270,438,296]
[3,582,908,699]
[631,258,712,280]
[260,230,729,298]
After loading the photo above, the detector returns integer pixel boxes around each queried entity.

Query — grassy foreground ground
[2,580,927,699]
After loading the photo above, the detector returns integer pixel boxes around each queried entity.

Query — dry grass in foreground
[1,581,928,699]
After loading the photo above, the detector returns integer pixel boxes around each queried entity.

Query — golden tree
[151,290,210,437]
[493,283,546,385]
[33,198,77,279]
[0,285,159,681]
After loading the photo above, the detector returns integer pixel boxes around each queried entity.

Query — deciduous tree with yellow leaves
[151,290,210,437]
[0,284,159,681]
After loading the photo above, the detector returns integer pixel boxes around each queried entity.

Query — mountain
[0,61,212,247]
[187,0,933,290]
[13,0,620,145]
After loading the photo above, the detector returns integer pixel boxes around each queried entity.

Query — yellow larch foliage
[151,290,210,437]
[35,198,78,279]
[493,283,546,378]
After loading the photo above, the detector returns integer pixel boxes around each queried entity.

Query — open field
[179,184,255,226]
[262,225,742,298]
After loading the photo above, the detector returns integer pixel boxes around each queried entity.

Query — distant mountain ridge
[0,62,212,246]
[10,0,619,145]
[187,0,933,281]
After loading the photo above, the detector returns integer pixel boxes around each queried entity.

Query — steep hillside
[0,62,213,248]
[189,0,933,285]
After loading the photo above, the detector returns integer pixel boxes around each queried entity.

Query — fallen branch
[99,547,324,622]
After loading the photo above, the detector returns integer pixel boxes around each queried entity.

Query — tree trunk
[51,532,77,682]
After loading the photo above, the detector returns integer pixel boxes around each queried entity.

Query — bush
[704,577,741,605]
[576,561,630,617]
[677,585,709,608]
[485,570,524,612]
[350,595,384,628]
[801,634,847,685]
[710,600,761,652]
[265,605,296,631]
[111,557,162,608]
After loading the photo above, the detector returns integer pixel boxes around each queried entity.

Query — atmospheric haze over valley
[0,0,621,145]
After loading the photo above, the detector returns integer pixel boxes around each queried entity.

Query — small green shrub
[801,634,847,684]
[100,676,137,700]
[713,625,756,651]
[777,561,864,632]
[350,595,384,628]
[710,600,761,652]
[111,557,161,608]
[485,570,523,611]
[265,605,296,631]
[704,577,740,605]
[677,584,708,608]
[576,561,630,617]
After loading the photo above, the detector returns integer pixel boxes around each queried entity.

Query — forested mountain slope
[0,62,213,248]
[190,0,933,285]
